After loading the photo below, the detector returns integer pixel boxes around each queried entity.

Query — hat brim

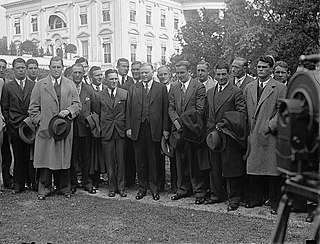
[18,123,35,144]
[161,136,174,158]
[206,130,226,153]
[169,131,184,149]
[48,115,71,140]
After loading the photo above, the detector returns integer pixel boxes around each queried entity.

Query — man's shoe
[227,204,239,212]
[270,209,277,215]
[71,188,77,194]
[135,192,146,200]
[152,194,160,201]
[65,193,71,199]
[119,191,127,197]
[195,197,205,205]
[171,194,185,201]
[204,198,221,205]
[37,195,46,201]
[108,192,116,197]
[88,188,97,194]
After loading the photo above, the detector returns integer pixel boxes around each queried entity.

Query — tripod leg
[270,194,292,244]
[310,205,320,243]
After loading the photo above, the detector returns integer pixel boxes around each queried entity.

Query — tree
[0,36,8,55]
[170,9,223,76]
[20,40,38,55]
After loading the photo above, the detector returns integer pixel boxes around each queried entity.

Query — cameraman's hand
[126,129,132,139]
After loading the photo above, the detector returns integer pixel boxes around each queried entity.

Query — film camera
[270,54,320,243]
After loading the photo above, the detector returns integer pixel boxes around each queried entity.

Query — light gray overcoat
[244,78,287,176]
[28,75,81,170]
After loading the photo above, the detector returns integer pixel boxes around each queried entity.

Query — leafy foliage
[0,36,8,55]
[20,40,38,55]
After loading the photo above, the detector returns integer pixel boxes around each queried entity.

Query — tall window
[31,15,38,32]
[103,43,111,63]
[161,46,166,64]
[160,10,166,27]
[82,40,89,60]
[174,13,179,30]
[14,18,21,35]
[80,6,88,25]
[131,44,137,62]
[49,16,67,29]
[102,1,110,22]
[146,6,151,25]
[129,2,136,22]
[147,45,152,63]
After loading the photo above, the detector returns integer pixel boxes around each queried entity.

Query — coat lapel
[215,83,233,113]
[101,89,113,109]
[11,80,23,102]
[176,83,182,115]
[43,77,59,105]
[149,81,160,105]
[135,82,143,105]
[250,80,258,111]
[23,79,33,101]
[182,79,195,111]
[254,79,275,118]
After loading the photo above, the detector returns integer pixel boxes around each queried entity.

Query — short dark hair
[274,61,289,71]
[12,58,26,68]
[141,62,154,70]
[26,59,38,68]
[215,61,230,73]
[233,57,248,67]
[197,60,210,70]
[71,63,84,71]
[64,67,73,77]
[105,69,118,79]
[258,56,274,68]
[75,57,88,65]
[0,59,7,65]
[89,66,101,77]
[117,58,129,67]
[49,56,64,67]
[131,61,142,67]
[175,60,191,70]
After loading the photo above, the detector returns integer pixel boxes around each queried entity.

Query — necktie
[121,76,125,85]
[145,83,149,94]
[218,85,222,92]
[111,89,115,106]
[19,80,24,90]
[96,86,100,92]
[181,83,186,93]
[54,79,59,89]
[76,84,81,94]
[235,78,241,88]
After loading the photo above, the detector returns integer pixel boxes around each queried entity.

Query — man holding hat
[206,61,247,211]
[29,56,81,200]
[2,58,35,193]
[168,60,209,205]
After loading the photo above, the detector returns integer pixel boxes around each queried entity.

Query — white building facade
[2,0,225,68]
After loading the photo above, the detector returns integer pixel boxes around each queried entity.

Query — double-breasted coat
[244,78,287,176]
[28,75,81,170]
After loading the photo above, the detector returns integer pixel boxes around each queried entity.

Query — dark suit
[126,80,169,194]
[168,79,209,198]
[232,74,255,90]
[118,75,136,186]
[207,82,247,205]
[71,83,95,191]
[1,78,35,191]
[98,87,128,192]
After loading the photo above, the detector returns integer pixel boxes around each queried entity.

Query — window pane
[131,44,137,62]
[147,46,152,63]
[80,14,87,25]
[103,43,111,63]
[102,10,110,22]
[82,41,88,60]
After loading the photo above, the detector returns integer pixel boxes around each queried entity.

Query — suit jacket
[118,76,134,91]
[73,83,96,137]
[2,78,35,129]
[232,74,255,90]
[98,87,128,140]
[168,78,210,170]
[0,78,4,131]
[28,75,81,170]
[244,78,287,176]
[126,80,169,142]
[207,82,247,177]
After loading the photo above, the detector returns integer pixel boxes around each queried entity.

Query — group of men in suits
[0,54,289,214]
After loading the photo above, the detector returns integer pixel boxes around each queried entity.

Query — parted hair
[215,61,230,73]
[89,66,101,77]
[75,57,88,65]
[49,56,64,67]
[117,58,129,67]
[105,69,118,79]
[12,58,26,68]
[26,59,38,68]
[258,56,274,68]
[175,60,191,70]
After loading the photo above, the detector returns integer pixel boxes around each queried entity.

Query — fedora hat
[85,112,101,138]
[169,131,184,149]
[48,115,71,140]
[161,136,174,158]
[19,117,36,144]
[206,130,226,152]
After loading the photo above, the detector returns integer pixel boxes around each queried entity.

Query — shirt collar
[51,76,62,85]
[92,83,103,90]
[107,87,117,95]
[219,81,229,91]
[181,78,191,89]
[143,79,153,89]
[16,77,26,83]
[259,77,271,88]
